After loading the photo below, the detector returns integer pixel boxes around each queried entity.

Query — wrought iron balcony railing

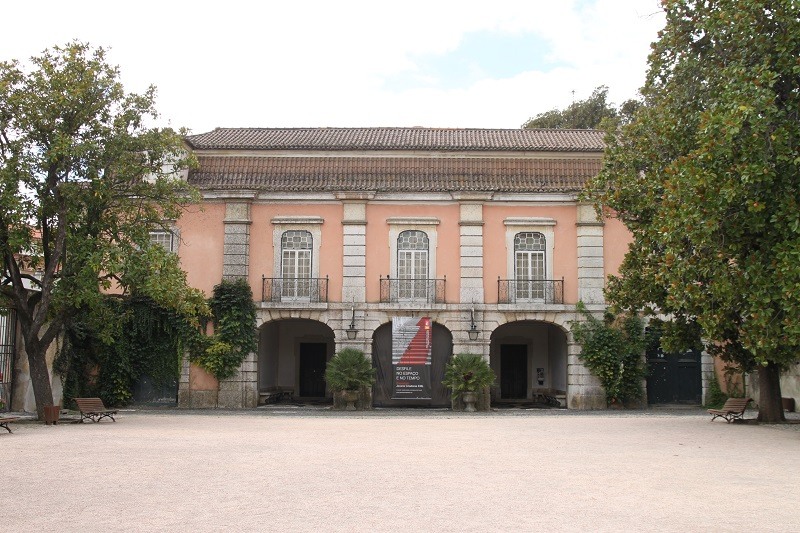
[498,278,564,304]
[261,276,329,303]
[379,276,446,304]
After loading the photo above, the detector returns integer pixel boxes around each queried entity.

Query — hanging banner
[391,316,432,400]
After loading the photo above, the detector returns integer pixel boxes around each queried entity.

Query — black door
[299,343,327,397]
[501,344,528,399]
[647,349,701,404]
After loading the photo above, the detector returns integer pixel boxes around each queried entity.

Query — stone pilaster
[576,204,605,304]
[459,202,484,304]
[341,201,367,304]
[223,202,251,280]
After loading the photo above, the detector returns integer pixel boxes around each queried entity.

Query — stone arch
[371,319,453,407]
[257,318,335,403]
[489,320,568,405]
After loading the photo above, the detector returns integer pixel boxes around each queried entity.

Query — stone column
[223,202,251,280]
[576,204,605,304]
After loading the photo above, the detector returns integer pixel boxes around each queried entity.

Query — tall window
[397,230,429,299]
[281,230,312,299]
[514,232,545,299]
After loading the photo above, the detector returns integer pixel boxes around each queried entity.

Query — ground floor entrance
[258,319,335,403]
[491,321,568,405]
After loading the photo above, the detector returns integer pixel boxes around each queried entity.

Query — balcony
[498,278,564,305]
[261,276,329,303]
[379,276,446,304]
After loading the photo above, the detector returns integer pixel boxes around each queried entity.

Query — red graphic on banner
[397,317,431,365]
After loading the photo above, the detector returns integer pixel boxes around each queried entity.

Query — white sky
[3,0,665,134]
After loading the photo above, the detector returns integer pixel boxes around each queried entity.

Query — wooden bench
[75,398,118,423]
[0,417,17,433]
[708,397,752,423]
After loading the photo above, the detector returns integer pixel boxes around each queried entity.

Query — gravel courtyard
[4,408,798,532]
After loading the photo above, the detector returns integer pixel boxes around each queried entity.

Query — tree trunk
[24,337,55,420]
[756,361,785,423]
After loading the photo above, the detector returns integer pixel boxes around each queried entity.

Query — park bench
[0,417,17,433]
[75,397,118,423]
[708,397,752,423]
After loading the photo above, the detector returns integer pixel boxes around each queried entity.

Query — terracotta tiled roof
[188,156,602,193]
[185,127,605,152]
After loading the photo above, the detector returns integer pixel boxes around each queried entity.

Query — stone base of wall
[568,386,607,409]
[178,389,217,408]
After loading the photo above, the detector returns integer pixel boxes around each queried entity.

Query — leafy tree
[522,86,640,130]
[585,1,800,422]
[0,42,207,417]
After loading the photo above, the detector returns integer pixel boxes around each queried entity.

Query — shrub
[324,348,375,392]
[442,353,496,398]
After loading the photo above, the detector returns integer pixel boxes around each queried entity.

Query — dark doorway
[501,344,528,399]
[299,343,327,397]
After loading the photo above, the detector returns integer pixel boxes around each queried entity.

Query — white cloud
[2,0,665,132]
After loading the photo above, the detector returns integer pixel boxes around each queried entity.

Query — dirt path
[4,411,798,532]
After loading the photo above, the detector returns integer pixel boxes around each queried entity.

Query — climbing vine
[56,296,201,407]
[571,302,647,405]
[55,279,257,405]
[190,278,257,381]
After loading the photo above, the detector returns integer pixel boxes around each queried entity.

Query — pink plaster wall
[177,202,225,295]
[603,216,633,278]
[483,205,579,304]
[365,203,461,303]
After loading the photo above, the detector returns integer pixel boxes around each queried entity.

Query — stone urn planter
[461,391,478,412]
[442,353,496,412]
[342,390,360,411]
[324,348,375,411]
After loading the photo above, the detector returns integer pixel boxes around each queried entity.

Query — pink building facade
[175,127,633,409]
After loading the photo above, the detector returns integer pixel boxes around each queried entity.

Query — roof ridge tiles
[185,126,605,152]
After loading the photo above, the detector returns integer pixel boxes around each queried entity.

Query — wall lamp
[468,302,479,341]
[346,303,358,340]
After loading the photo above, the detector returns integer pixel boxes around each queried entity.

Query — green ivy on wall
[571,302,647,405]
[190,278,257,381]
[56,296,200,407]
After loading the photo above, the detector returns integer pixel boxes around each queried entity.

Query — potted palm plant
[442,353,496,412]
[324,348,375,410]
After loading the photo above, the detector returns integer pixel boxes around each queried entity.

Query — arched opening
[258,319,335,403]
[490,321,567,406]
[371,321,453,407]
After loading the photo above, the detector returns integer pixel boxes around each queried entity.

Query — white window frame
[149,228,178,253]
[504,218,555,302]
[280,230,313,300]
[388,218,439,301]
[271,217,323,301]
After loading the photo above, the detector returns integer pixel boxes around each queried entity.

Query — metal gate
[0,309,17,412]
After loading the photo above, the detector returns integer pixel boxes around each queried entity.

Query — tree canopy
[585,0,800,422]
[0,42,207,416]
[522,86,640,130]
